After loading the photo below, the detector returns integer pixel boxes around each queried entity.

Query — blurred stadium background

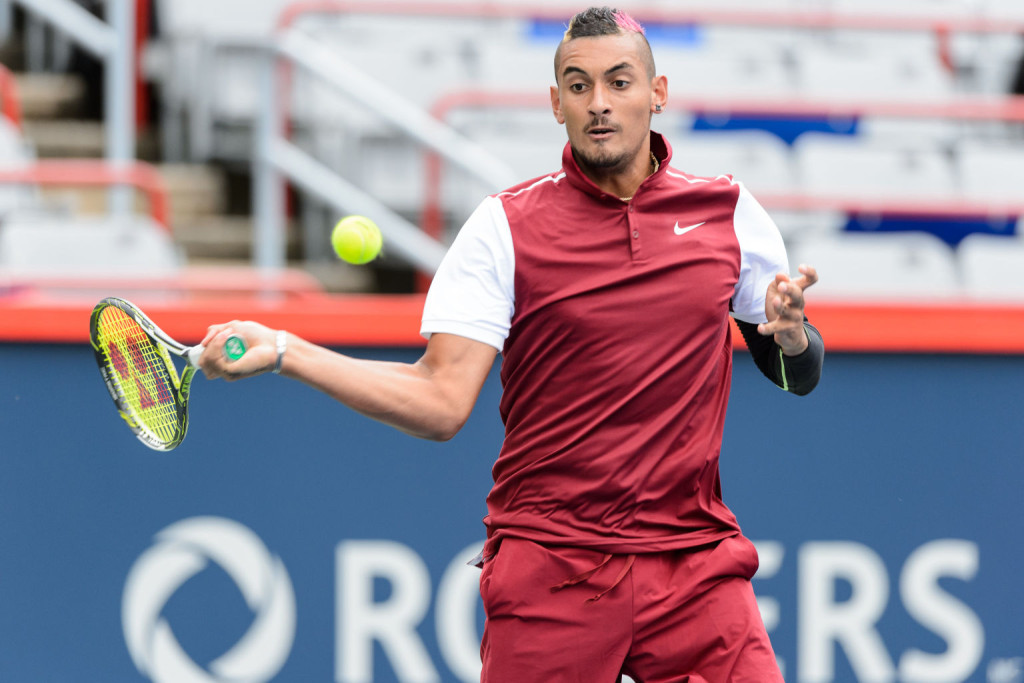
[1,1,1023,682]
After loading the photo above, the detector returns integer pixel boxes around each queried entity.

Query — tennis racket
[89,297,246,451]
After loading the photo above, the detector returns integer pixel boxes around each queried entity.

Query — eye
[611,79,629,88]
[569,82,587,93]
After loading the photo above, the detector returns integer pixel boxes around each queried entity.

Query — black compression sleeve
[735,318,824,396]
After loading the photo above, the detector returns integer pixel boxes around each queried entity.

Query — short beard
[571,146,631,175]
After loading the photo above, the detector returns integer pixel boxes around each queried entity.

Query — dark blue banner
[1,345,1021,682]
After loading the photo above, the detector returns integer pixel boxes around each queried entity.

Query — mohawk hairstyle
[563,6,646,40]
[554,7,655,80]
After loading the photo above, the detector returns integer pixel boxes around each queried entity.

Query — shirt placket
[627,202,643,260]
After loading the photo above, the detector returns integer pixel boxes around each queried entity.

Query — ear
[550,85,565,124]
[650,74,668,113]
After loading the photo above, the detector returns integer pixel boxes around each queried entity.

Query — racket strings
[96,306,183,445]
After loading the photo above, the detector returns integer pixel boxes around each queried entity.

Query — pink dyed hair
[612,10,645,35]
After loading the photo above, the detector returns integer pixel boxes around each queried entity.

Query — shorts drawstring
[551,553,636,603]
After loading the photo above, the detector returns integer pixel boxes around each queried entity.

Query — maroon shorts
[479,534,783,682]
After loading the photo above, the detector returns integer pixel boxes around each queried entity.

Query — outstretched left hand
[757,264,818,356]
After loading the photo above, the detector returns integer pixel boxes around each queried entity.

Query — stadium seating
[793,36,955,101]
[6,1,1024,298]
[786,231,962,299]
[0,213,183,276]
[657,49,796,99]
[674,129,796,195]
[793,132,958,201]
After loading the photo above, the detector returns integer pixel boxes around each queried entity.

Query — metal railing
[0,159,170,227]
[6,0,136,217]
[252,27,519,274]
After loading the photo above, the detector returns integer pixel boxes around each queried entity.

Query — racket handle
[185,335,246,366]
[223,334,247,360]
[187,345,204,366]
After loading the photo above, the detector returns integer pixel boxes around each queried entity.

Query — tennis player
[200,6,824,681]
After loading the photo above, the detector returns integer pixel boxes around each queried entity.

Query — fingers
[201,322,232,348]
[791,263,819,292]
[776,279,805,312]
[197,321,276,380]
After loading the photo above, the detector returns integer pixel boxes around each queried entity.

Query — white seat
[787,231,961,299]
[646,0,799,9]
[982,0,1024,20]
[959,233,1024,300]
[794,38,955,101]
[768,209,850,246]
[0,214,183,276]
[793,132,957,200]
[833,0,977,17]
[0,119,38,218]
[476,41,557,90]
[946,32,1022,95]
[674,130,796,195]
[857,116,963,148]
[357,137,427,215]
[657,48,796,98]
[290,24,479,138]
[157,0,295,39]
[957,140,1024,205]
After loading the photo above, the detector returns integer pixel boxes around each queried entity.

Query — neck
[610,150,658,202]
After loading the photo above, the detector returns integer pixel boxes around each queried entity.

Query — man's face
[551,32,663,175]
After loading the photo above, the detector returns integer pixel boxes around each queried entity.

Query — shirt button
[632,230,640,239]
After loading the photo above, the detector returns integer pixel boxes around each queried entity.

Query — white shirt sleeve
[420,196,516,351]
[731,183,790,325]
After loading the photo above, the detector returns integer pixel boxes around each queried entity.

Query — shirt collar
[560,131,673,200]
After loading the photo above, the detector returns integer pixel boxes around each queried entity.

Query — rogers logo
[122,517,296,682]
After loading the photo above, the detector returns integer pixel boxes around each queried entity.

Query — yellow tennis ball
[331,215,382,265]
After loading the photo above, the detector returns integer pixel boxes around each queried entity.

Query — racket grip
[185,335,246,366]
[223,334,247,360]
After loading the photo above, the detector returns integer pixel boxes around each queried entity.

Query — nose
[588,83,611,116]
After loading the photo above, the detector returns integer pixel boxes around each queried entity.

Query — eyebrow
[561,62,636,80]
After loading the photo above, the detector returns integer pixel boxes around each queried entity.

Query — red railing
[0,62,23,131]
[662,95,1024,123]
[0,160,171,228]
[277,1,1024,34]
[421,89,1024,244]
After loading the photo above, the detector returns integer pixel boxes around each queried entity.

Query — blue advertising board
[1,344,1022,682]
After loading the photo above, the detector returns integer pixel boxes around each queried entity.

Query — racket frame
[89,297,201,451]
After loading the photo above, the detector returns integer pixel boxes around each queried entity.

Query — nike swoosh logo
[673,221,706,236]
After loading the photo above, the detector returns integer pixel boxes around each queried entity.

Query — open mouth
[586,125,616,140]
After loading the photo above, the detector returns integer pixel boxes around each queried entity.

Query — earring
[655,104,662,112]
